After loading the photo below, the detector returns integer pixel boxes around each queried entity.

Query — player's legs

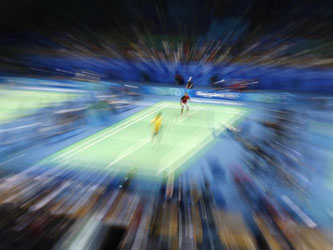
[181,103,185,115]
[152,126,160,144]
[157,126,163,143]
[151,129,157,142]
[186,103,189,112]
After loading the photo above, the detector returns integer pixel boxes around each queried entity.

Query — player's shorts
[153,126,161,135]
[181,102,188,108]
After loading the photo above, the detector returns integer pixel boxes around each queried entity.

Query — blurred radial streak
[0,0,332,249]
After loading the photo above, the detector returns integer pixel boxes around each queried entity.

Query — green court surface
[39,101,249,178]
[0,89,78,124]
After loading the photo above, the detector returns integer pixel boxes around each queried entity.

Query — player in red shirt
[180,92,191,115]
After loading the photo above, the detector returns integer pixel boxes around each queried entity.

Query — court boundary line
[42,101,249,177]
[50,101,245,163]
[156,112,242,176]
[177,107,203,124]
[156,131,209,176]
[166,104,246,114]
[106,137,150,168]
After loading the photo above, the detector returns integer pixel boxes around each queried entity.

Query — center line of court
[177,107,202,124]
[58,104,169,162]
[157,113,244,176]
[156,132,209,176]
[106,137,150,168]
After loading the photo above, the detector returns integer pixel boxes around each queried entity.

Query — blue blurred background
[0,0,333,249]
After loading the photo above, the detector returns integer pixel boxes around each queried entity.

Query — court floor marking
[157,132,201,174]
[50,103,166,162]
[106,137,151,168]
[105,105,205,170]
[177,107,203,124]
[73,105,242,172]
[166,104,246,114]
[50,102,244,162]
[191,99,244,106]
[41,102,248,177]
[51,104,162,161]
[157,112,243,176]
[58,104,169,163]
[51,103,165,161]
[156,132,209,176]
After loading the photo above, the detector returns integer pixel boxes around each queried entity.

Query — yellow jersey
[151,116,162,133]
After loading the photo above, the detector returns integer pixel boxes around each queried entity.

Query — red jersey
[181,95,190,104]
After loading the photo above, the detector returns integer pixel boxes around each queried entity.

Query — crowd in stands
[0,0,332,85]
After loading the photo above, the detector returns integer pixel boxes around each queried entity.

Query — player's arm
[150,117,156,126]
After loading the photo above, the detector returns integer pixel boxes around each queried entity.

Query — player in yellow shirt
[151,112,162,143]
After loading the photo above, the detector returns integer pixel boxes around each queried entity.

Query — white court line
[51,103,166,162]
[191,98,244,106]
[156,132,209,176]
[50,102,245,172]
[177,107,202,124]
[106,137,150,168]
[164,105,203,111]
[157,112,243,176]
[58,104,168,163]
[166,104,245,114]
